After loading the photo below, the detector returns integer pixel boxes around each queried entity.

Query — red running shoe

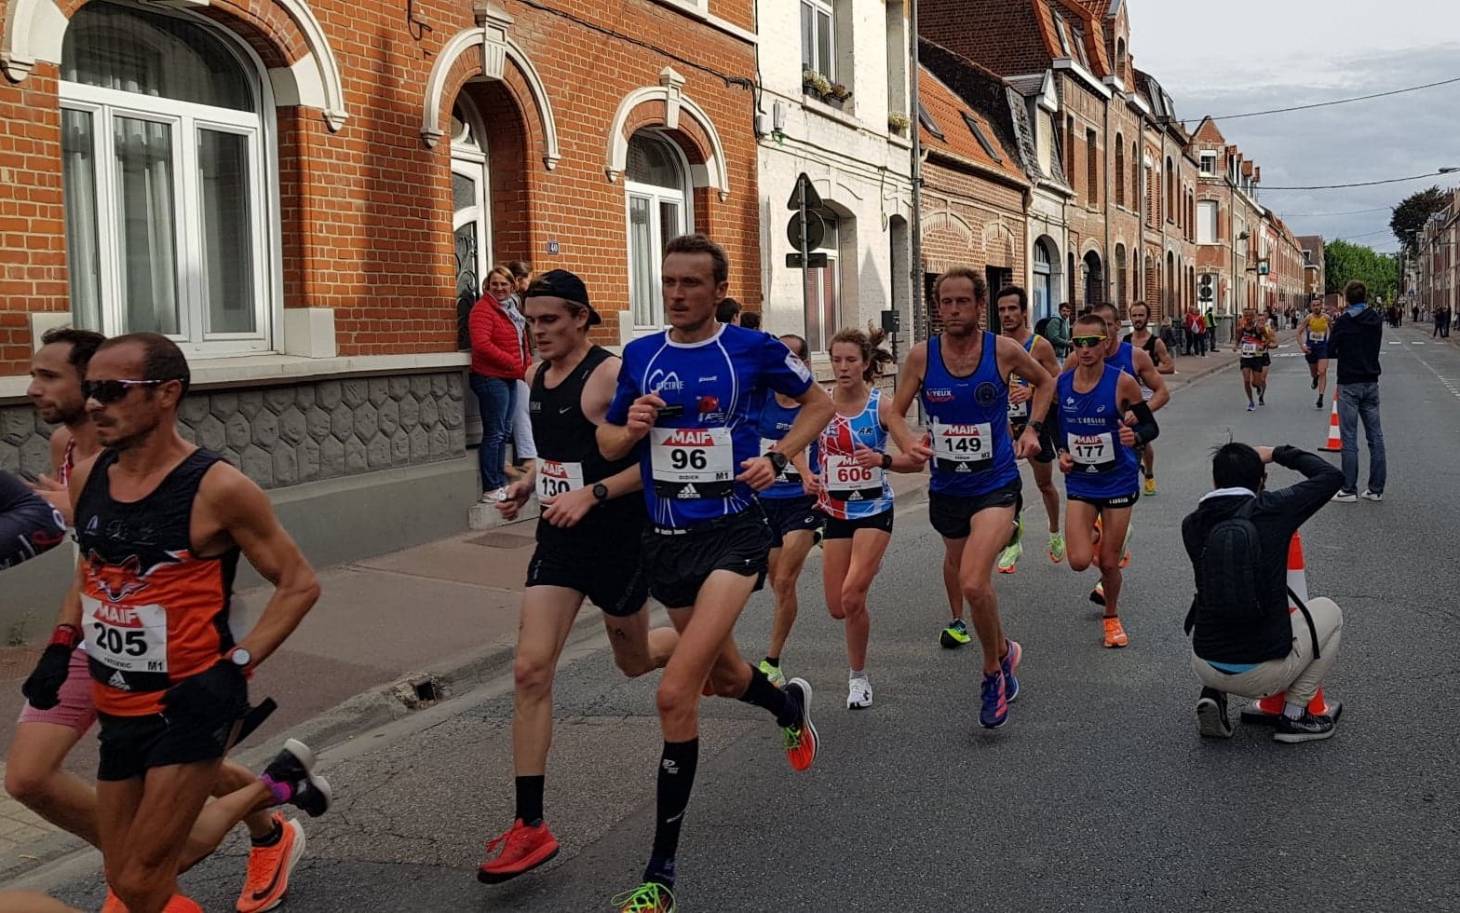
[477,819,560,883]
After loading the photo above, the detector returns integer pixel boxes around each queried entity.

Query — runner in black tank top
[1121,301,1173,497]
[480,270,680,886]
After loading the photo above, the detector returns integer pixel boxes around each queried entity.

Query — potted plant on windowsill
[802,69,832,101]
[828,82,852,108]
[888,113,910,136]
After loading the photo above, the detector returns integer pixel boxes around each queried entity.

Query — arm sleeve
[1260,445,1344,528]
[604,353,640,426]
[0,470,67,571]
[761,333,814,397]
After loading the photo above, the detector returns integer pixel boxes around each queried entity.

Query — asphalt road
[46,325,1460,912]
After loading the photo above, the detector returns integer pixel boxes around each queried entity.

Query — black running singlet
[528,346,645,544]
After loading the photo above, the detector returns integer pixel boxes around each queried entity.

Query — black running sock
[250,819,284,848]
[644,739,699,888]
[764,656,780,668]
[515,775,545,827]
[739,663,799,727]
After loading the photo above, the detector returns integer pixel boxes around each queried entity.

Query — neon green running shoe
[940,618,971,648]
[758,658,785,688]
[612,882,675,913]
[1048,531,1066,564]
[996,539,1022,575]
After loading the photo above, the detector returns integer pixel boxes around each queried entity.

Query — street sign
[786,252,829,269]
[787,211,826,253]
[786,172,823,211]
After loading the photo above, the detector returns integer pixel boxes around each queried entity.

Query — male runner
[20,334,329,913]
[0,470,65,571]
[995,286,1064,572]
[11,329,307,913]
[891,268,1053,729]
[1122,302,1175,496]
[598,234,833,913]
[1236,308,1277,411]
[478,270,680,884]
[1053,314,1159,647]
[1299,299,1331,409]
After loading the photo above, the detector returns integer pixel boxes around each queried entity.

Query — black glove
[163,660,248,726]
[21,644,74,711]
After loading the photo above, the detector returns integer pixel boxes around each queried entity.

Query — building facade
[1417,190,1458,318]
[1191,116,1264,339]
[1298,235,1326,301]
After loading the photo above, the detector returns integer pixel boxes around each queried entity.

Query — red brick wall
[0,0,760,373]
[920,158,1027,333]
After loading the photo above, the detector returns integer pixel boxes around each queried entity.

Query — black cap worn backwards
[524,269,600,326]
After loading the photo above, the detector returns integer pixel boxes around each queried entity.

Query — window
[1086,129,1098,207]
[1069,24,1090,68]
[1115,38,1126,80]
[1164,156,1174,222]
[1032,238,1054,319]
[885,1,907,118]
[1197,201,1218,244]
[1035,111,1054,174]
[918,101,944,140]
[1114,135,1124,208]
[1114,244,1127,308]
[1200,151,1216,176]
[804,216,839,351]
[1131,141,1140,215]
[1065,116,1075,187]
[961,113,1001,163]
[625,131,690,328]
[451,97,490,348]
[801,0,835,81]
[60,0,273,355]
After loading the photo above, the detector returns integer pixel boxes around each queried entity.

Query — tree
[1390,186,1448,256]
[1325,239,1398,301]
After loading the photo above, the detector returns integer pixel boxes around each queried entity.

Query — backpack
[1196,506,1264,622]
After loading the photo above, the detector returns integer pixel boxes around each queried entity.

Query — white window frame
[58,6,279,358]
[450,97,492,303]
[1199,151,1216,176]
[624,132,692,330]
[801,0,836,81]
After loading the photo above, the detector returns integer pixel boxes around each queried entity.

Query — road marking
[1412,349,1460,399]
[1388,341,1402,345]
[1414,341,1426,345]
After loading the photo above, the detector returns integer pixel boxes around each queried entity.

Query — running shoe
[1195,688,1233,739]
[1311,375,1318,390]
[1047,532,1065,564]
[1361,489,1383,502]
[1273,711,1337,744]
[165,898,204,913]
[612,882,676,913]
[479,487,510,503]
[478,818,560,883]
[1001,640,1022,703]
[1258,392,1266,406]
[1315,396,1324,410]
[1239,702,1284,727]
[1088,582,1105,607]
[101,890,125,913]
[782,678,818,771]
[847,676,872,710]
[996,518,1023,574]
[758,659,785,688]
[978,670,1008,729]
[1246,402,1256,413]
[236,815,305,913]
[940,618,971,648]
[261,739,332,818]
[1143,475,1157,497]
[1331,490,1357,503]
[1102,616,1129,648]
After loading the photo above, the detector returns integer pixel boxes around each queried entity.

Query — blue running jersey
[757,392,818,500]
[1105,340,1137,379]
[607,324,814,528]
[1006,334,1036,425]
[1057,364,1139,500]
[920,333,1019,496]
[817,388,893,520]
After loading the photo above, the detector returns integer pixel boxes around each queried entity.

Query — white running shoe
[1360,489,1383,502]
[480,486,510,503]
[847,676,873,710]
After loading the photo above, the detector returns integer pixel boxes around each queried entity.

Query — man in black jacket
[1182,442,1345,743]
[1327,280,1385,502]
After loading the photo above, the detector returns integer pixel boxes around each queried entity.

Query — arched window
[60,0,274,355]
[1131,141,1140,219]
[1164,156,1174,223]
[1032,238,1054,319]
[625,130,691,328]
[1115,38,1127,81]
[1114,135,1125,208]
[1114,243,1127,308]
[451,96,490,347]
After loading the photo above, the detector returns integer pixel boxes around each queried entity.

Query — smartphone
[657,403,684,419]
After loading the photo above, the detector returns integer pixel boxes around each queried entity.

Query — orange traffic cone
[1247,533,1336,719]
[1318,398,1341,452]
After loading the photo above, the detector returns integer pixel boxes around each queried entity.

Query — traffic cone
[1248,532,1335,718]
[1318,398,1341,452]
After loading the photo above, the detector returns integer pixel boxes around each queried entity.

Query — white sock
[1283,701,1306,720]
[849,669,866,682]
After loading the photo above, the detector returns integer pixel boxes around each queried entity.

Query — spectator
[1042,301,1073,359]
[716,296,743,325]
[739,311,762,331]
[1185,308,1206,356]
[501,261,537,478]
[1204,306,1217,352]
[1327,280,1385,502]
[1182,441,1345,743]
[469,266,529,503]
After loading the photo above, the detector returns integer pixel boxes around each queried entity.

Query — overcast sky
[1128,0,1460,253]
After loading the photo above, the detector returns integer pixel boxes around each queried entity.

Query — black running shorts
[526,541,649,618]
[928,479,1023,540]
[759,495,823,547]
[1068,491,1139,510]
[97,711,231,782]
[641,507,773,609]
[1239,355,1270,371]
[821,508,894,540]
[1011,421,1058,464]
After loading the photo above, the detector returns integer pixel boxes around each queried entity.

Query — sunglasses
[82,378,172,404]
[1070,335,1107,349]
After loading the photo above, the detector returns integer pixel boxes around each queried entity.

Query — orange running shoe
[163,897,203,913]
[477,818,560,883]
[782,677,819,772]
[1102,616,1129,648]
[236,814,306,912]
[101,889,126,913]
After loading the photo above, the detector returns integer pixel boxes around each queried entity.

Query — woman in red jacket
[470,266,529,501]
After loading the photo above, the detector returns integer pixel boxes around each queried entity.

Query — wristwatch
[1028,419,1045,435]
[766,451,789,474]
[880,453,893,470]
[229,647,252,670]
[591,482,609,503]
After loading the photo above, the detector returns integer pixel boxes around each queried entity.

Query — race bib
[1308,331,1327,344]
[823,453,884,501]
[536,459,584,500]
[1007,397,1030,421]
[760,438,802,482]
[1069,432,1116,472]
[1240,341,1258,356]
[931,420,994,473]
[82,596,167,673]
[651,427,734,498]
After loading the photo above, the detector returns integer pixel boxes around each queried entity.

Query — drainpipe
[909,0,924,346]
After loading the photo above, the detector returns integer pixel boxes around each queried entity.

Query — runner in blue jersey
[995,286,1065,574]
[816,327,922,710]
[1054,313,1160,649]
[598,234,834,913]
[754,333,822,687]
[890,268,1054,730]
[1121,301,1175,496]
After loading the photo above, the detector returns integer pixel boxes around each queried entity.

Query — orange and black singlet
[75,448,239,716]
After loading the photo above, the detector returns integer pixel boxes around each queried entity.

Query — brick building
[1191,116,1264,341]
[915,42,1029,332]
[1417,190,1457,318]
[0,0,762,615]
[1298,234,1326,301]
